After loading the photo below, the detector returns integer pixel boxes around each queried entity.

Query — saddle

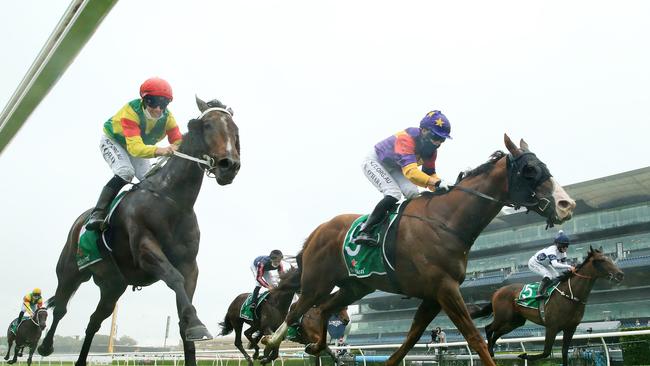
[10,317,30,334]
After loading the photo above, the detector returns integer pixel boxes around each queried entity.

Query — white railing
[21,329,650,366]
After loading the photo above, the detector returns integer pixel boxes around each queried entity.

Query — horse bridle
[168,107,234,178]
[450,152,552,215]
[30,308,47,327]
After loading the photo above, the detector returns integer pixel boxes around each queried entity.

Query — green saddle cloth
[240,291,271,321]
[515,281,558,309]
[286,324,300,341]
[342,211,397,278]
[10,317,30,334]
[76,192,127,270]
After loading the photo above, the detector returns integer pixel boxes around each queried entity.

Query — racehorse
[37,97,241,366]
[5,308,48,366]
[469,247,624,365]
[220,268,347,366]
[262,135,576,366]
[220,269,302,365]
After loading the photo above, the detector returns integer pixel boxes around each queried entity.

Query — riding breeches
[361,150,419,200]
[528,257,560,279]
[99,135,151,181]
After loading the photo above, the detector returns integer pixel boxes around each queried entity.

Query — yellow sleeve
[401,163,431,187]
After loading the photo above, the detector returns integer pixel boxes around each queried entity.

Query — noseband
[450,152,552,213]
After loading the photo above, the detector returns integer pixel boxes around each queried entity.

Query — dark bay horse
[470,247,624,365]
[263,135,576,366]
[220,269,302,365]
[37,97,241,366]
[220,268,346,366]
[5,308,48,366]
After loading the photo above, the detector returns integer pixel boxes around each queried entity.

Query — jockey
[17,288,43,323]
[249,250,286,312]
[86,77,182,231]
[528,230,575,299]
[354,110,452,246]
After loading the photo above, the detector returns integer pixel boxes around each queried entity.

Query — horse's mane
[269,267,301,296]
[456,150,506,183]
[556,248,600,282]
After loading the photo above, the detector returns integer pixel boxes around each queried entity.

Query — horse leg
[438,284,495,366]
[561,326,577,366]
[304,284,372,356]
[137,235,210,342]
[384,299,441,366]
[243,326,259,359]
[173,262,205,366]
[519,328,558,360]
[38,263,90,356]
[75,281,126,366]
[8,340,20,364]
[4,335,13,360]
[233,321,254,366]
[27,345,36,366]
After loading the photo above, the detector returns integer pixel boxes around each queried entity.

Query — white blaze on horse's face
[550,177,576,221]
[219,114,235,155]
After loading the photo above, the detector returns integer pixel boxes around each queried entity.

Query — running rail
[30,329,650,366]
[0,0,118,154]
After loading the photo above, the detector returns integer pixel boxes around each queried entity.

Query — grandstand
[348,166,650,344]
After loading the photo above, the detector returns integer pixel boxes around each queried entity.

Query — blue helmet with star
[419,110,452,139]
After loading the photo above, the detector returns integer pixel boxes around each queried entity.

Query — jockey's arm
[121,118,158,158]
[256,264,271,289]
[550,257,573,270]
[164,113,182,145]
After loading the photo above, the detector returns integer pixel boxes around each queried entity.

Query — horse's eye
[522,165,540,180]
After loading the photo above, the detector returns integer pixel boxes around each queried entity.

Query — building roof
[486,167,650,230]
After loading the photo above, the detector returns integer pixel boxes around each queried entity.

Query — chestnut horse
[470,247,624,365]
[38,97,241,366]
[220,268,346,366]
[263,135,576,366]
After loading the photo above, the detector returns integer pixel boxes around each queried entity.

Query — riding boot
[353,196,398,246]
[250,286,261,319]
[13,311,24,332]
[86,176,128,231]
[536,277,552,299]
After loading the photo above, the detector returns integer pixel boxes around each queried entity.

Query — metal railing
[21,329,650,366]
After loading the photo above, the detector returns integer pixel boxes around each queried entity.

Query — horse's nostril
[218,158,234,169]
[558,200,574,209]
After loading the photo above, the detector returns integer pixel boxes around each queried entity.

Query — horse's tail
[468,303,493,319]
[45,296,56,310]
[218,315,234,336]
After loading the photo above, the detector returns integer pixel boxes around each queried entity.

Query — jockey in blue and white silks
[528,231,575,298]
[249,250,286,313]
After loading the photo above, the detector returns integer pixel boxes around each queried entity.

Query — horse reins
[554,271,592,305]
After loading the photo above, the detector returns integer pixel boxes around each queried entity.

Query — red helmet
[139,77,173,101]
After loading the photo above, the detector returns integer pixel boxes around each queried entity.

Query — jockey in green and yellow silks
[86,77,182,231]
[17,288,43,323]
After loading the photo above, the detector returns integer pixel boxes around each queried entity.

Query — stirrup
[352,233,380,246]
[85,212,106,231]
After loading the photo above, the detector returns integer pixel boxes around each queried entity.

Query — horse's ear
[195,95,209,113]
[504,134,519,156]
[519,138,530,151]
[589,245,594,253]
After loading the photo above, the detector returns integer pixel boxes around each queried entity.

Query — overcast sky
[1,1,649,346]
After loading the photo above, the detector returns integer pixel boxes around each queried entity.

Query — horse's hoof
[305,343,323,355]
[518,353,528,359]
[38,344,53,357]
[8,360,16,364]
[185,325,213,341]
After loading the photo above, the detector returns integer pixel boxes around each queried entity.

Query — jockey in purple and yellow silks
[86,77,182,231]
[17,288,43,323]
[354,110,452,246]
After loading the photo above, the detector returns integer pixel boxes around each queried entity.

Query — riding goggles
[144,95,170,110]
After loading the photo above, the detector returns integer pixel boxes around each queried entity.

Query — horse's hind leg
[233,320,254,366]
[4,335,14,360]
[76,279,126,366]
[519,328,558,361]
[243,326,259,359]
[39,253,91,356]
